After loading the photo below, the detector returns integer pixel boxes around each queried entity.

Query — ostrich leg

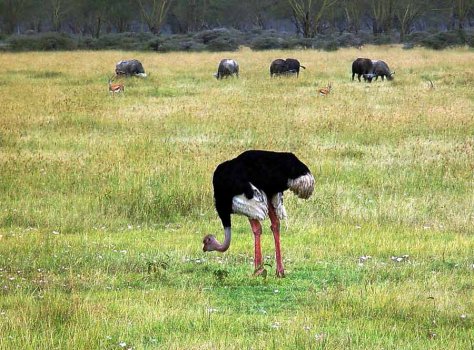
[249,219,264,275]
[268,205,285,277]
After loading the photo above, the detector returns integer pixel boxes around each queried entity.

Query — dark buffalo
[214,59,239,79]
[285,58,306,77]
[352,58,374,82]
[115,59,147,77]
[372,60,394,81]
[270,59,288,77]
[270,58,306,77]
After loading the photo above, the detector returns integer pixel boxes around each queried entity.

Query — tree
[395,0,425,42]
[169,0,209,33]
[137,0,173,34]
[49,0,65,31]
[369,0,394,34]
[342,0,366,33]
[288,0,339,37]
[0,0,31,33]
[452,0,474,29]
[108,0,135,32]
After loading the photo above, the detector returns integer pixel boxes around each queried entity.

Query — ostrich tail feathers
[288,173,315,199]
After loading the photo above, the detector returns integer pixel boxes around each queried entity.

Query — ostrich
[202,150,315,277]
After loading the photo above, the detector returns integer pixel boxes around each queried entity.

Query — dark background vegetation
[0,0,473,51]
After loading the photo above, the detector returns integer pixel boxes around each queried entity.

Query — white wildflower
[315,333,326,341]
[271,322,281,329]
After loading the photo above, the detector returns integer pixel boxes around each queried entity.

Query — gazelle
[108,75,124,96]
[318,82,332,96]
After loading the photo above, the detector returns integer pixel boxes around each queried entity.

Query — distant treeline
[0,0,473,51]
[2,29,474,52]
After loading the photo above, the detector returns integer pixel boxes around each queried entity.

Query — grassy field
[0,46,473,349]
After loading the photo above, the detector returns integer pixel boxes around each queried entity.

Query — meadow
[0,46,473,349]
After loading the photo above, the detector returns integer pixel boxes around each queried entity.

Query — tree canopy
[0,0,472,37]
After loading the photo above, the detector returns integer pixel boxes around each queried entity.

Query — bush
[321,40,339,51]
[206,35,239,51]
[94,32,155,50]
[336,32,363,47]
[372,34,392,45]
[7,32,77,51]
[286,37,315,49]
[404,31,431,44]
[151,35,206,52]
[466,33,474,48]
[77,37,99,50]
[250,36,288,50]
[194,29,240,51]
[2,29,473,52]
[420,30,467,50]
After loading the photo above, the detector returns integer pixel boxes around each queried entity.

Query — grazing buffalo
[285,58,306,77]
[115,59,147,77]
[352,58,374,82]
[270,59,288,77]
[214,59,239,79]
[270,58,306,77]
[372,60,394,81]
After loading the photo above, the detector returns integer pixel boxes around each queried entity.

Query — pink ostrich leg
[268,205,285,277]
[249,219,264,275]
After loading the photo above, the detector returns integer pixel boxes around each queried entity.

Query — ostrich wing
[271,193,287,220]
[232,183,268,221]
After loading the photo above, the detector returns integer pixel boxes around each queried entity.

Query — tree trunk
[94,15,101,38]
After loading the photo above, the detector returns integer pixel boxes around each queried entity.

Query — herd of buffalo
[111,56,394,90]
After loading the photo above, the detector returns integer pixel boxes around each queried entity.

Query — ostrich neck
[215,227,232,252]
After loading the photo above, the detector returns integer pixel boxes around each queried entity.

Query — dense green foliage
[0,0,473,39]
[2,29,474,52]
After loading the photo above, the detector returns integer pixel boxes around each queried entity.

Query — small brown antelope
[108,75,124,96]
[318,82,332,96]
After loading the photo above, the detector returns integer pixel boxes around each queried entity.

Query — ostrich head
[203,234,219,251]
[203,227,232,252]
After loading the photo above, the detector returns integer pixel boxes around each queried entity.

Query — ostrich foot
[276,269,285,278]
[253,264,267,278]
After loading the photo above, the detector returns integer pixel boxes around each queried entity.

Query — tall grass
[1,48,473,233]
[0,47,473,349]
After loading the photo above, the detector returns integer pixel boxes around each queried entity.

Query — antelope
[108,75,124,96]
[318,82,332,96]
